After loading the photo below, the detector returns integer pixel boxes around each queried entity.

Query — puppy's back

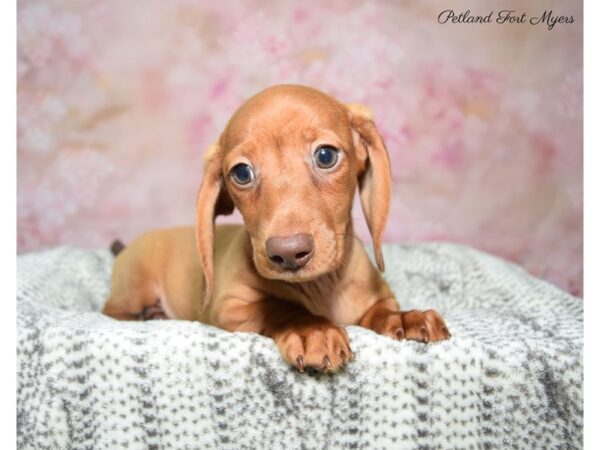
[105,225,245,321]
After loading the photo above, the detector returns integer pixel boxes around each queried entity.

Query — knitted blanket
[17,243,583,449]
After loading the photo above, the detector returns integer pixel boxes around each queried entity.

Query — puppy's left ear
[346,103,392,272]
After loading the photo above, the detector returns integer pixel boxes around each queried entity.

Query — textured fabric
[17,243,583,449]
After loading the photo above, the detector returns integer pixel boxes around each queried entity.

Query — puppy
[103,85,450,372]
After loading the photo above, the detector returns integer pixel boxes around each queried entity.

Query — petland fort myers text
[438,9,575,31]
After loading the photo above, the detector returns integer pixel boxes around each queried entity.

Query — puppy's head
[196,85,391,308]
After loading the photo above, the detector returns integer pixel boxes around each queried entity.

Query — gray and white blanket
[17,243,583,449]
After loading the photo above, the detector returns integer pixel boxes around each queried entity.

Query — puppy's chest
[293,282,375,326]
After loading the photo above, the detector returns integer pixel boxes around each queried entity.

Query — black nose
[266,234,314,270]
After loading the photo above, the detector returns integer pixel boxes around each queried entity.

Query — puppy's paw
[136,299,168,320]
[371,309,451,343]
[401,309,451,342]
[275,322,353,373]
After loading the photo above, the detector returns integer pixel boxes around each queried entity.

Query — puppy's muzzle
[266,234,314,270]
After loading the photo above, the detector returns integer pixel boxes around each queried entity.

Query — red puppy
[103,85,450,372]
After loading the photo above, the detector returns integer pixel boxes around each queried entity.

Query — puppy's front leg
[359,298,451,343]
[260,300,354,373]
[219,298,353,373]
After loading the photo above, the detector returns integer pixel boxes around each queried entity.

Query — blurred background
[17,0,583,295]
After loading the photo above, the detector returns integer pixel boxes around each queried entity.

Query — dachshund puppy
[103,85,450,372]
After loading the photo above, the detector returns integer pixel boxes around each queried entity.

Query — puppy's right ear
[196,142,234,312]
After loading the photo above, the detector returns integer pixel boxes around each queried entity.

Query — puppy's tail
[110,239,126,257]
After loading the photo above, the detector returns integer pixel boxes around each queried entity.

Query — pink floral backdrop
[17,0,583,295]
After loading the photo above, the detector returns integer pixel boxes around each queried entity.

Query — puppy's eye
[314,145,339,169]
[230,163,254,185]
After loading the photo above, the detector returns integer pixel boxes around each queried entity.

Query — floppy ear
[346,103,392,272]
[195,142,234,311]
